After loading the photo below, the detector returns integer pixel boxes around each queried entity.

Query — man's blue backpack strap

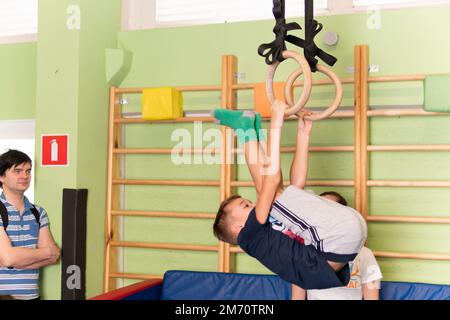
[0,201,41,230]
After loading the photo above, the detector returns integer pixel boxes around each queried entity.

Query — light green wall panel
[368,223,450,254]
[370,152,450,180]
[125,155,220,180]
[235,255,273,275]
[0,43,37,119]
[124,249,218,275]
[34,0,80,300]
[35,0,121,299]
[377,259,450,285]
[235,152,354,181]
[370,116,450,144]
[124,218,217,245]
[75,0,122,299]
[125,123,221,148]
[124,185,220,213]
[368,188,450,215]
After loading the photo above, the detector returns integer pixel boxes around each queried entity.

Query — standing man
[0,150,60,300]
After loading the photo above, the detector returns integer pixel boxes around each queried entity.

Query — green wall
[34,0,121,299]
[117,5,450,286]
[0,43,37,120]
[1,2,450,299]
[76,0,122,300]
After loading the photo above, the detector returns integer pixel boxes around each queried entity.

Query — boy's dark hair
[320,191,348,206]
[213,194,242,245]
[0,150,32,188]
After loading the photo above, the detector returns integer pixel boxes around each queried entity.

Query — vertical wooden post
[354,46,362,214]
[218,55,238,273]
[218,56,228,272]
[226,56,238,110]
[360,45,369,220]
[104,88,122,292]
[226,56,238,273]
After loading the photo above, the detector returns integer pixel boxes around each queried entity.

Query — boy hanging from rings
[211,103,367,291]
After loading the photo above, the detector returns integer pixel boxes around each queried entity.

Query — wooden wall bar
[103,47,450,291]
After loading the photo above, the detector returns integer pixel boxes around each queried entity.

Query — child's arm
[291,284,306,300]
[362,282,380,300]
[255,101,286,224]
[290,113,313,189]
[254,140,285,198]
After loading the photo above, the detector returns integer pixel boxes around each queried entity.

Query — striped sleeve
[0,215,3,227]
[37,206,50,228]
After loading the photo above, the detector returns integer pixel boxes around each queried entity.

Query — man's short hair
[213,194,242,245]
[0,150,32,188]
[320,191,348,206]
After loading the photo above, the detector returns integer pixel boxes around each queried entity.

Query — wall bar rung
[115,85,221,94]
[113,109,450,125]
[115,117,215,124]
[114,110,358,124]
[367,180,450,187]
[232,77,355,90]
[367,109,450,117]
[307,146,354,152]
[368,75,425,83]
[114,148,220,155]
[232,146,354,154]
[109,273,164,280]
[110,241,219,252]
[374,251,450,262]
[368,145,450,151]
[231,180,355,187]
[111,210,215,219]
[112,179,220,187]
[367,215,450,224]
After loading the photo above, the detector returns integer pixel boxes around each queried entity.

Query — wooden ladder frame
[103,46,450,293]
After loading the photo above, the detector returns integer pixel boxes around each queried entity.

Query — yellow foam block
[254,82,290,117]
[142,87,183,120]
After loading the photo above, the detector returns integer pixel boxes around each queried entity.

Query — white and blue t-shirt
[0,193,50,300]
[307,247,383,300]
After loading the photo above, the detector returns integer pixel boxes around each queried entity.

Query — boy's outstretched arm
[290,113,313,189]
[255,101,286,224]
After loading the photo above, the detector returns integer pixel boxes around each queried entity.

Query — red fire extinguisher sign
[41,135,69,167]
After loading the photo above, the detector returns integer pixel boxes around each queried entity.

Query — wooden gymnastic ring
[285,63,343,121]
[266,51,312,116]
